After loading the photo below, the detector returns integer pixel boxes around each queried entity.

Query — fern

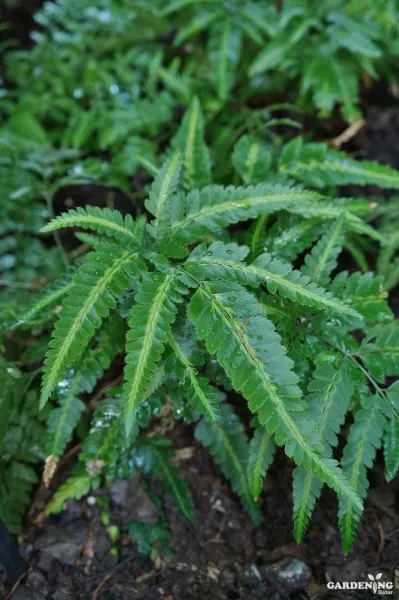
[279,137,399,189]
[302,213,346,286]
[247,426,275,501]
[40,242,144,407]
[168,329,221,422]
[167,182,323,243]
[208,20,241,101]
[122,270,188,435]
[339,395,387,554]
[185,242,362,318]
[195,402,262,523]
[188,281,360,508]
[41,207,142,242]
[44,320,125,483]
[293,363,353,542]
[170,97,211,189]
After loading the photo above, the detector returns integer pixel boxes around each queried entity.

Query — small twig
[5,567,31,599]
[330,119,366,149]
[91,572,114,599]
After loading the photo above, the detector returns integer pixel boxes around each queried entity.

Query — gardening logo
[327,572,395,595]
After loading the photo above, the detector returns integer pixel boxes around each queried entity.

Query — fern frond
[46,468,96,514]
[280,137,399,189]
[359,323,399,380]
[330,271,392,325]
[146,153,182,239]
[267,216,321,262]
[302,213,346,285]
[247,426,275,501]
[232,135,272,184]
[41,206,141,242]
[188,281,361,508]
[208,20,241,101]
[123,270,188,436]
[293,364,353,542]
[185,242,362,319]
[148,441,195,521]
[339,395,387,554]
[171,96,211,189]
[168,331,221,422]
[195,402,262,523]
[11,275,74,331]
[41,243,144,407]
[384,418,399,482]
[45,319,124,467]
[168,182,323,243]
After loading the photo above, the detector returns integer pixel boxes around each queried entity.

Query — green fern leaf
[232,135,272,184]
[46,468,97,514]
[330,271,392,325]
[302,213,346,285]
[247,426,275,501]
[171,96,211,189]
[293,364,353,542]
[123,270,188,436]
[280,137,399,189]
[185,242,362,319]
[41,206,141,242]
[148,441,195,522]
[41,243,144,407]
[46,374,84,462]
[208,20,241,101]
[146,153,182,239]
[195,402,262,523]
[168,330,221,422]
[384,419,399,482]
[11,275,74,330]
[168,182,323,243]
[359,323,399,380]
[188,281,361,508]
[46,319,125,463]
[339,395,387,554]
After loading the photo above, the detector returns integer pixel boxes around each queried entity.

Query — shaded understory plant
[9,141,398,554]
[1,0,399,558]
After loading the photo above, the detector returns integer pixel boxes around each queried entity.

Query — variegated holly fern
[29,153,399,554]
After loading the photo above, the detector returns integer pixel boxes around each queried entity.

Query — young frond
[146,153,182,240]
[41,206,142,243]
[339,395,387,554]
[40,243,144,407]
[302,213,346,286]
[45,320,125,481]
[11,274,74,331]
[293,364,353,542]
[188,281,361,508]
[170,96,211,189]
[279,137,399,189]
[168,182,323,244]
[208,20,241,101]
[330,271,392,325]
[384,419,399,482]
[168,330,221,422]
[247,426,275,501]
[359,323,399,380]
[123,270,189,436]
[232,135,272,184]
[185,241,362,319]
[195,403,262,524]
